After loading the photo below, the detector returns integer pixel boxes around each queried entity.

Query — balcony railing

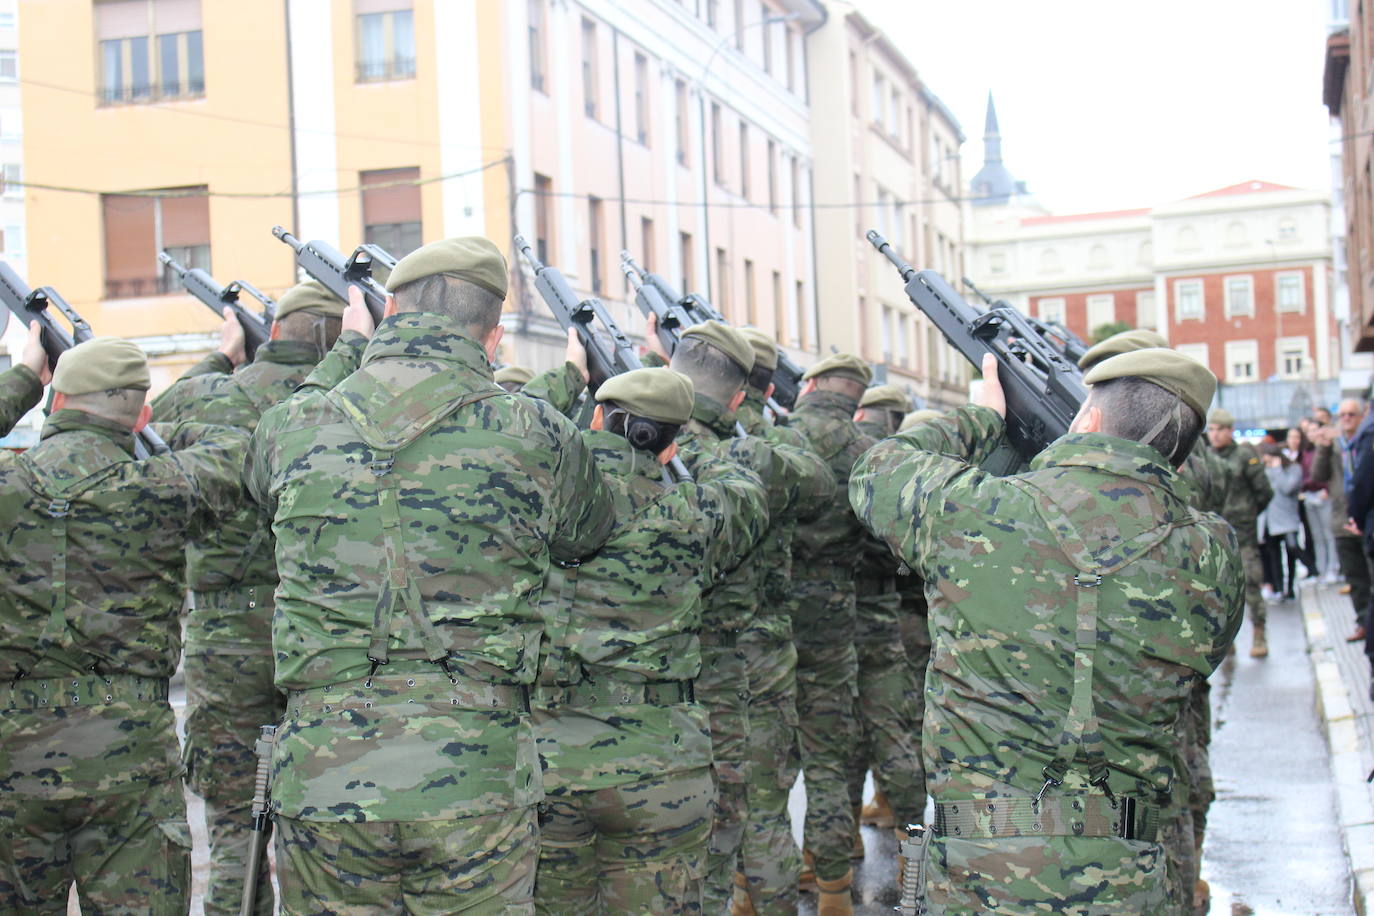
[356,56,416,83]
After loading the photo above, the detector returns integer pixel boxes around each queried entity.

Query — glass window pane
[359,13,385,80]
[129,36,150,99]
[158,33,180,96]
[392,10,415,77]
[101,40,123,103]
[186,31,204,94]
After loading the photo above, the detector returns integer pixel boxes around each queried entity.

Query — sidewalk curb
[1301,587,1374,916]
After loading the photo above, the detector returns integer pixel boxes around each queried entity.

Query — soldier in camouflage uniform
[245,238,617,913]
[0,337,247,913]
[852,350,1243,914]
[846,385,925,851]
[1079,329,1229,914]
[522,363,767,914]
[787,352,876,916]
[1207,407,1273,657]
[653,321,831,914]
[149,281,344,916]
[495,364,535,393]
[732,327,835,916]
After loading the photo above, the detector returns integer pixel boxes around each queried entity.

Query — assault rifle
[272,227,391,325]
[159,253,274,361]
[868,231,1086,470]
[514,235,692,483]
[962,276,1089,367]
[0,262,168,459]
[620,255,802,410]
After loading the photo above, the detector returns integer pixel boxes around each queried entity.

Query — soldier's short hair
[747,362,774,393]
[63,388,145,428]
[812,373,867,400]
[670,336,747,404]
[603,405,681,456]
[276,310,343,353]
[1090,376,1203,468]
[392,273,504,336]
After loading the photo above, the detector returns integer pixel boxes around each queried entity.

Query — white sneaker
[1325,573,1344,585]
[1262,585,1279,602]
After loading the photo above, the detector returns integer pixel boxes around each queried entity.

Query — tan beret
[859,384,909,412]
[803,352,872,386]
[1083,347,1217,421]
[736,327,779,372]
[494,365,535,388]
[386,236,508,300]
[595,367,696,425]
[899,408,943,432]
[52,337,149,395]
[1208,407,1235,428]
[1077,328,1169,370]
[681,320,755,374]
[274,279,344,321]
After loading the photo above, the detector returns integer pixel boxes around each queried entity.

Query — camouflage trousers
[1162,680,1215,911]
[737,617,803,915]
[922,833,1168,914]
[535,768,713,914]
[275,807,537,915]
[1239,541,1265,628]
[0,777,191,914]
[183,585,284,916]
[846,587,926,828]
[791,577,859,883]
[696,636,750,912]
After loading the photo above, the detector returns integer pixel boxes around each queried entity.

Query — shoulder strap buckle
[45,498,71,519]
[1073,573,1103,588]
[368,457,395,478]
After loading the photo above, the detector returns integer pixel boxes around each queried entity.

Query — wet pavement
[789,594,1355,915]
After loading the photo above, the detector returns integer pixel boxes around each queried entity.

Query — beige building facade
[807,0,968,408]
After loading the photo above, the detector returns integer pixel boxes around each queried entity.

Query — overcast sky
[857,0,1337,214]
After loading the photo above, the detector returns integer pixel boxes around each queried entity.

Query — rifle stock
[272,226,390,324]
[158,253,271,361]
[0,262,167,458]
[869,231,1085,466]
[514,235,692,483]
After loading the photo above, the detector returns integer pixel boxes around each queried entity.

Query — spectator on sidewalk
[1312,404,1373,642]
[1259,443,1304,601]
[1287,426,1327,582]
[1341,398,1374,698]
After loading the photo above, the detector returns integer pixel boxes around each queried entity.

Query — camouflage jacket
[0,364,42,437]
[1213,440,1272,545]
[1180,437,1229,517]
[854,416,905,588]
[152,340,322,592]
[851,406,1243,808]
[0,411,247,681]
[787,389,875,581]
[246,313,617,691]
[677,394,826,633]
[738,390,835,615]
[534,429,767,791]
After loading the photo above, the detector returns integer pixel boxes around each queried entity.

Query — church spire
[970,91,1025,207]
[983,93,1002,165]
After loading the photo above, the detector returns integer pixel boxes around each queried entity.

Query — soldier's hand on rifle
[977,353,1006,419]
[565,328,589,382]
[21,321,52,385]
[643,313,671,362]
[218,307,247,367]
[343,286,376,339]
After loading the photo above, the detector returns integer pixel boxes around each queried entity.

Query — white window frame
[1086,293,1115,331]
[1176,343,1209,371]
[1224,339,1259,384]
[1276,336,1310,380]
[1175,278,1204,321]
[1223,275,1254,318]
[1136,290,1157,329]
[1276,271,1306,313]
[1038,297,1066,325]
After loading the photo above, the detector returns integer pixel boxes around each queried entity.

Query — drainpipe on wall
[611,28,628,296]
[284,0,301,238]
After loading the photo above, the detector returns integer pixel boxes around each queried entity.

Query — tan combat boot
[1250,621,1268,658]
[861,785,895,827]
[798,848,816,892]
[731,872,757,916]
[1193,877,1211,914]
[851,805,865,859]
[816,870,855,916]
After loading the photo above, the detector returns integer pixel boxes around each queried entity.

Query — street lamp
[695,13,801,303]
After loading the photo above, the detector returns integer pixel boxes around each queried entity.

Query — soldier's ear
[590,404,605,431]
[132,402,153,433]
[729,388,747,412]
